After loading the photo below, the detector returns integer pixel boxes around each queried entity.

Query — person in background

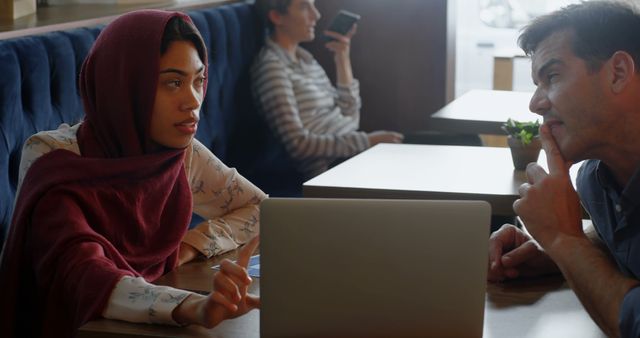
[487,1,640,337]
[251,0,404,179]
[0,10,265,337]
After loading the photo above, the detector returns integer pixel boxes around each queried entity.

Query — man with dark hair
[488,1,640,337]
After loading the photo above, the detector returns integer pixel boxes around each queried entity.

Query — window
[455,0,586,96]
[479,0,583,29]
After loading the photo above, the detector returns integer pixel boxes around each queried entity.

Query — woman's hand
[325,25,357,86]
[177,242,199,266]
[324,24,357,61]
[172,236,260,327]
[367,131,404,146]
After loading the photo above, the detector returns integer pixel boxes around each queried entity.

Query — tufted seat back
[0,2,302,251]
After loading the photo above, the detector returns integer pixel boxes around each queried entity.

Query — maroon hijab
[0,10,205,337]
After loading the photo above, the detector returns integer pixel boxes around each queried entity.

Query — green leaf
[501,118,540,145]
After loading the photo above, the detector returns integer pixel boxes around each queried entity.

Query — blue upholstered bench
[0,2,303,250]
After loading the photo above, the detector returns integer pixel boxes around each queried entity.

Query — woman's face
[150,40,205,149]
[273,0,321,43]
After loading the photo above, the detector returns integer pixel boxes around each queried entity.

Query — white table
[304,143,579,216]
[430,89,539,135]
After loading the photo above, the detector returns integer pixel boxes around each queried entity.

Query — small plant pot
[507,136,541,170]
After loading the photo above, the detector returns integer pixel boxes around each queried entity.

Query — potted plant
[501,118,541,170]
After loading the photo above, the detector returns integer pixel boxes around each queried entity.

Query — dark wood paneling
[303,0,454,133]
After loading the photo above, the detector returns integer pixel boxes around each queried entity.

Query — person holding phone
[252,0,403,179]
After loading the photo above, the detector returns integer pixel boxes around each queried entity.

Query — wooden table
[78,250,259,338]
[484,276,604,338]
[303,143,579,217]
[430,89,539,135]
[78,252,604,338]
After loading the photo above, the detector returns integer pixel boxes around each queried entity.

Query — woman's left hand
[172,236,260,328]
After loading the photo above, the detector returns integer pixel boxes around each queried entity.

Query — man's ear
[609,51,636,94]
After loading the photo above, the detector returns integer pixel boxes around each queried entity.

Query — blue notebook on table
[212,254,260,278]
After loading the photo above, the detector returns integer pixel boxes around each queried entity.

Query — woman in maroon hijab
[0,10,264,337]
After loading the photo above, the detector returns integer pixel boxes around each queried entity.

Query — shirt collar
[622,164,640,210]
[595,161,618,191]
[265,36,314,66]
[596,160,640,212]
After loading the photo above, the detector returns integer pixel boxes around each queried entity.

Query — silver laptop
[260,198,491,338]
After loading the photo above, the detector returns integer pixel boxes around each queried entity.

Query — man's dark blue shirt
[577,159,640,337]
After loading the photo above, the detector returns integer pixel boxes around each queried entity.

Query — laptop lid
[260,198,491,338]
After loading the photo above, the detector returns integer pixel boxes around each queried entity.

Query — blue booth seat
[0,2,303,250]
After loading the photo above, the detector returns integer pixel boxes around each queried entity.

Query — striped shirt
[251,37,369,178]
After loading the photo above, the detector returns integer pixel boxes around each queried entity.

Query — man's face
[274,0,321,43]
[529,30,612,162]
[150,40,205,150]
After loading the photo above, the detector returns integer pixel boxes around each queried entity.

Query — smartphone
[323,10,361,41]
